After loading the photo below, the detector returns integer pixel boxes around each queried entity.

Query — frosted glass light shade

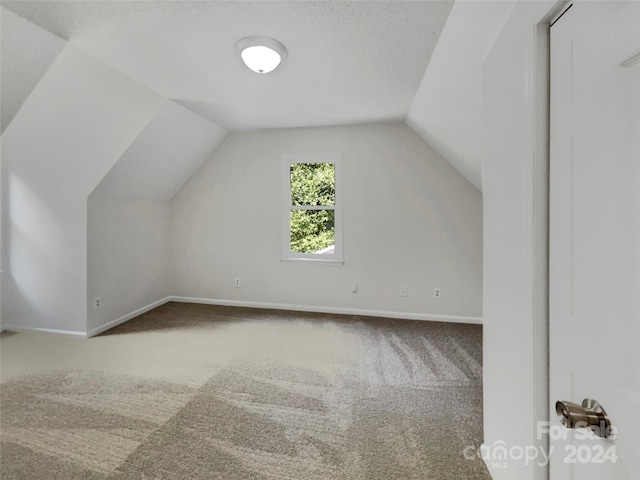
[241,46,281,73]
[236,37,287,74]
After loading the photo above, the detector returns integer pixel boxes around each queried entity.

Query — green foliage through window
[290,163,335,254]
[290,163,335,206]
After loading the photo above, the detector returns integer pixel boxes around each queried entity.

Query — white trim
[290,205,336,211]
[532,14,552,480]
[280,258,343,266]
[0,295,482,339]
[86,296,172,338]
[549,1,572,28]
[0,325,85,336]
[169,296,483,325]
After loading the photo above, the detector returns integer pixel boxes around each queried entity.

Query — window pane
[290,162,335,206]
[290,209,335,254]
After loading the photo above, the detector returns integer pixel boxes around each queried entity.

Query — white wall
[87,195,171,335]
[1,44,164,333]
[86,99,226,336]
[1,137,4,331]
[406,0,516,190]
[0,6,67,331]
[93,100,227,201]
[482,2,556,479]
[170,122,482,320]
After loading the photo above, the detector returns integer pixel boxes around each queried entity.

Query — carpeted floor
[1,302,491,479]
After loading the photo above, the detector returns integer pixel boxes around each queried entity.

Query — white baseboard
[169,296,482,324]
[87,296,172,338]
[2,296,481,338]
[0,325,85,336]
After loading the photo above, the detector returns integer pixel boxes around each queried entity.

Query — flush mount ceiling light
[236,36,287,74]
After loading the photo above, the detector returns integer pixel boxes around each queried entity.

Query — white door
[550,1,640,479]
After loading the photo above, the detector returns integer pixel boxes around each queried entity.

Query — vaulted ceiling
[2,0,453,131]
[1,1,517,194]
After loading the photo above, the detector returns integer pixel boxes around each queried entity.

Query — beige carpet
[1,302,491,479]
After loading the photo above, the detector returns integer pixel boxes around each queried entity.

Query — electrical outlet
[400,286,408,297]
[433,288,441,299]
[94,297,101,309]
[234,277,241,287]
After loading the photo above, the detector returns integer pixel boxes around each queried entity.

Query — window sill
[280,258,344,266]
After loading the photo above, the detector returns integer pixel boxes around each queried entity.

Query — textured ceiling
[3,0,453,131]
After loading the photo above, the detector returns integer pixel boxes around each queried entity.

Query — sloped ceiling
[93,100,227,201]
[407,0,517,191]
[2,0,453,131]
[0,6,65,133]
[2,1,517,197]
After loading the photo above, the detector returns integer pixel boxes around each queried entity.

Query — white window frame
[281,153,343,265]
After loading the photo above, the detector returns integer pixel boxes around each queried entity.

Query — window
[281,153,343,264]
